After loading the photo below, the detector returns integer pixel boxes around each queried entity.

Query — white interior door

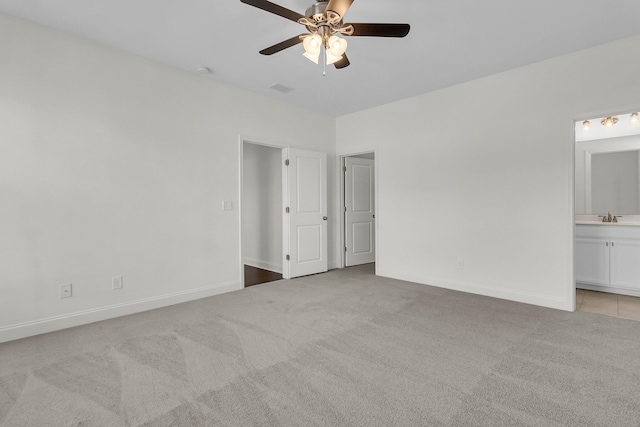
[345,157,375,266]
[283,147,328,279]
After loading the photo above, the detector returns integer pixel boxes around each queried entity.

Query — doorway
[241,140,329,286]
[242,142,283,287]
[574,110,640,318]
[341,152,376,268]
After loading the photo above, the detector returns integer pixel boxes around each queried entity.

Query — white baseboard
[0,280,241,344]
[577,283,640,297]
[244,258,282,274]
[376,269,572,312]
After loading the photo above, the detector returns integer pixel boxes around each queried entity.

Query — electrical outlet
[222,201,233,211]
[60,283,72,299]
[456,259,464,271]
[112,276,123,290]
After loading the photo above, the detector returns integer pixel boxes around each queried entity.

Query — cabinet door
[576,238,610,286]
[610,239,640,290]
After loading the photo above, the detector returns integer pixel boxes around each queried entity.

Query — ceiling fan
[240,0,410,70]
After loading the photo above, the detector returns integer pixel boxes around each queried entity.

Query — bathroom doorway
[574,111,640,320]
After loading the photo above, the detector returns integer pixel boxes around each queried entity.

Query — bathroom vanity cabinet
[576,224,640,297]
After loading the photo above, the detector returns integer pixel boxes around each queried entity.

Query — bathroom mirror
[575,136,640,215]
[590,150,640,214]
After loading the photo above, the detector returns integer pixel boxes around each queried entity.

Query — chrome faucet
[599,212,621,223]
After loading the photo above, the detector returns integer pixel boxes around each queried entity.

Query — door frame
[571,102,640,311]
[238,135,287,288]
[338,150,378,270]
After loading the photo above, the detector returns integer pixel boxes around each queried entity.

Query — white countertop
[576,221,640,226]
[576,214,640,226]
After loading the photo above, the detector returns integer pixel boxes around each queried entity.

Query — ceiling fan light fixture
[631,112,639,127]
[324,35,347,65]
[302,34,322,64]
[325,51,343,65]
[303,51,320,64]
[327,35,347,57]
[241,0,411,70]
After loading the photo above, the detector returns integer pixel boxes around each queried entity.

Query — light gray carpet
[1,264,640,426]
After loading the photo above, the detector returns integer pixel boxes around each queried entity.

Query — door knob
[323,216,328,220]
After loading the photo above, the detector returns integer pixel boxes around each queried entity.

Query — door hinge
[286,254,290,261]
[345,247,347,252]
[344,206,347,212]
[285,159,290,166]
[343,166,347,172]
[286,207,290,213]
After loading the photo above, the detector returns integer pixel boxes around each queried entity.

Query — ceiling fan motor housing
[305,1,329,18]
[303,1,346,37]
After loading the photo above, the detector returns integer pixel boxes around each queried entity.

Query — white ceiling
[1,0,640,117]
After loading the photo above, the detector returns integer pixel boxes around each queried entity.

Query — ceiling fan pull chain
[322,46,327,76]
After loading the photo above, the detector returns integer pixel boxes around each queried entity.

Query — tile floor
[576,288,640,321]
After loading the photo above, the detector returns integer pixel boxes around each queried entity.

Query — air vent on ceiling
[269,83,295,94]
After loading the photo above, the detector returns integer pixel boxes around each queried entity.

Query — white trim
[377,269,572,312]
[282,146,291,279]
[568,116,577,311]
[244,258,283,274]
[0,280,241,344]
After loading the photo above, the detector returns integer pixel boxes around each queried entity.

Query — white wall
[242,143,282,273]
[336,35,640,311]
[0,14,336,342]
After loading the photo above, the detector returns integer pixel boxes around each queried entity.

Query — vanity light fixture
[631,112,639,127]
[601,116,618,128]
[582,120,591,132]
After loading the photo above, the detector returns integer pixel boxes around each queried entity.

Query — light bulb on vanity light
[601,116,618,128]
[582,120,591,132]
[631,112,639,127]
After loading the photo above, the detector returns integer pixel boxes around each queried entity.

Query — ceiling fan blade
[334,54,350,69]
[348,23,410,37]
[325,0,355,18]
[259,35,305,55]
[240,0,305,23]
